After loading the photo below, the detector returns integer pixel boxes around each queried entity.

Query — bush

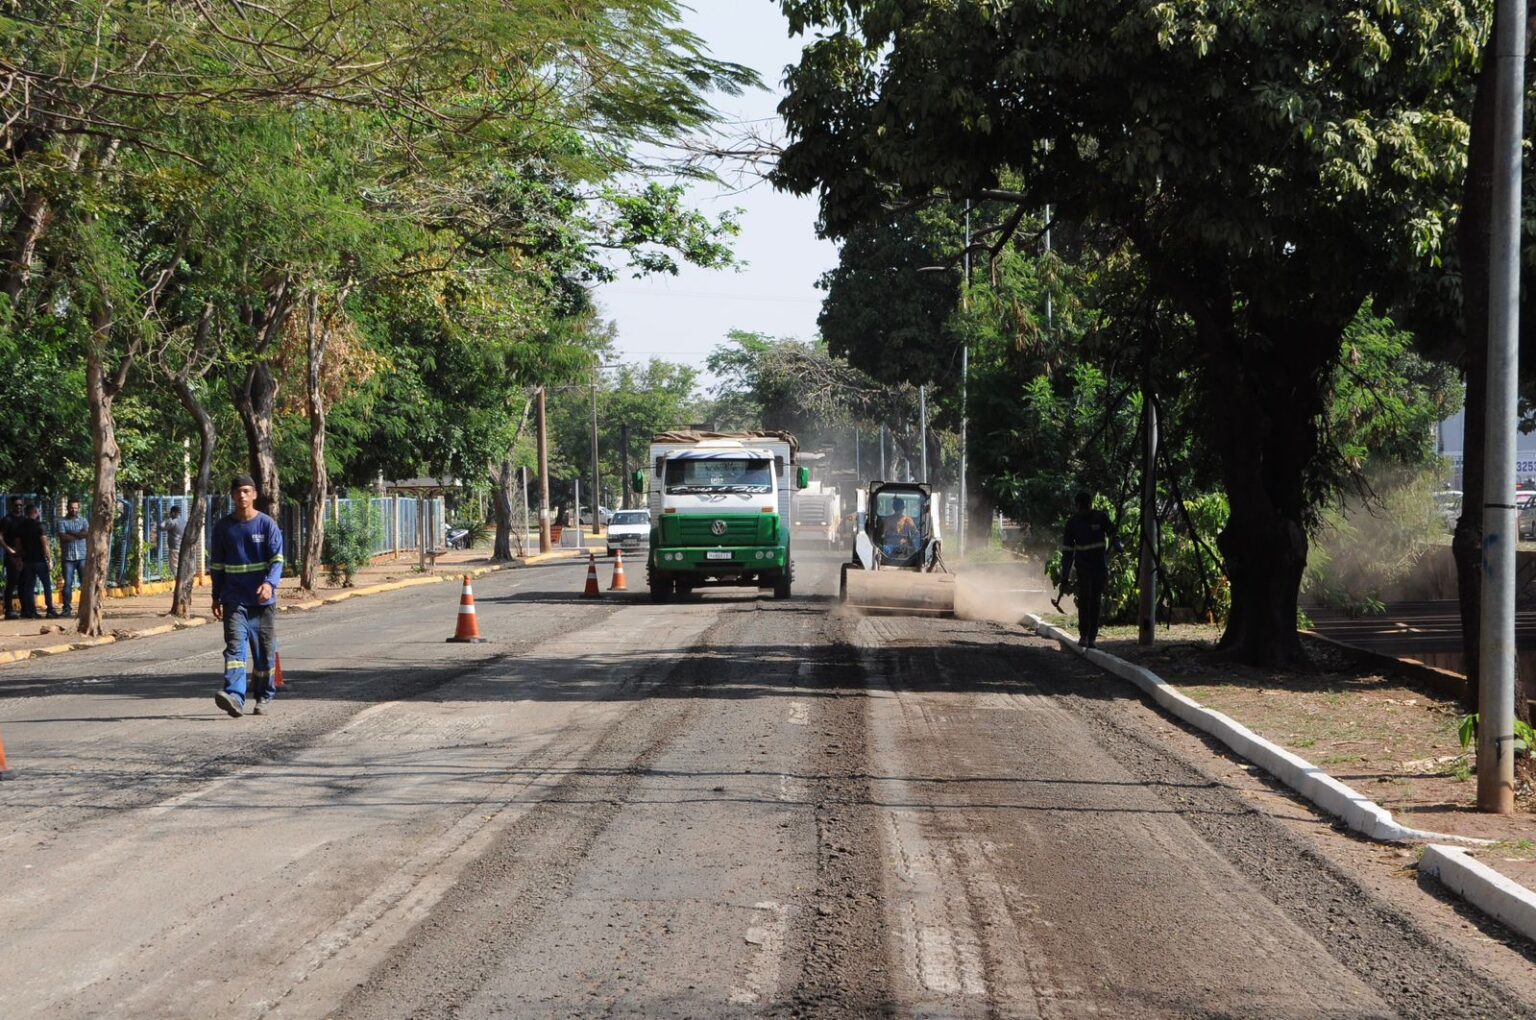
[1045,492,1231,625]
[322,500,382,587]
[1303,466,1444,617]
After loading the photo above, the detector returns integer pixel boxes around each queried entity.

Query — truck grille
[670,515,762,545]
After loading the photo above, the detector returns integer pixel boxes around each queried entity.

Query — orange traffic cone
[582,552,602,598]
[273,652,286,689]
[609,549,628,591]
[446,575,488,643]
[0,726,12,780]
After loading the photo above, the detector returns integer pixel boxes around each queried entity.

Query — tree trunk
[1196,304,1344,667]
[490,456,516,561]
[170,376,215,618]
[232,277,293,515]
[1,191,51,306]
[232,360,281,513]
[78,306,122,638]
[489,395,534,562]
[302,292,328,592]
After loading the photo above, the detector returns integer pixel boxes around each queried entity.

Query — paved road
[1,553,1531,1018]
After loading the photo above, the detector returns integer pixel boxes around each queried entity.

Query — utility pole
[620,423,631,511]
[536,386,552,553]
[591,369,601,534]
[880,424,887,480]
[854,425,861,481]
[1479,0,1525,814]
[919,385,929,483]
[960,200,971,556]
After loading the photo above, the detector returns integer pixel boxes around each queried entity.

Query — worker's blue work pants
[222,602,276,706]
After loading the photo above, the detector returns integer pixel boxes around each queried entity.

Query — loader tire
[839,562,850,603]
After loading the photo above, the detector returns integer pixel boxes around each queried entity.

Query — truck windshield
[664,457,773,495]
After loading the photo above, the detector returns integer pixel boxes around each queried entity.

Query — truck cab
[639,431,806,602]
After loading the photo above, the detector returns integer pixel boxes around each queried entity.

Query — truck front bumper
[652,547,787,572]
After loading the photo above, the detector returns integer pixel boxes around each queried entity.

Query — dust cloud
[953,559,1061,625]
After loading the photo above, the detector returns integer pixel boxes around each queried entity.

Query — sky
[591,1,838,392]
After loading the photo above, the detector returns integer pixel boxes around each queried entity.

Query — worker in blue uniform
[209,474,284,717]
[1060,490,1119,649]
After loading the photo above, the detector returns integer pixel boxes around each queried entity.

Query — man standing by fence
[56,499,87,617]
[158,504,185,578]
[210,475,284,718]
[2,496,24,619]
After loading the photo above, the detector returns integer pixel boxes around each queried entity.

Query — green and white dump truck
[637,430,808,602]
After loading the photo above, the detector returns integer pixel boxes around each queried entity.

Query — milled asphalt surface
[0,552,1532,1018]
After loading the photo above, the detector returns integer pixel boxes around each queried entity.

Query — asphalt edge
[1420,845,1536,944]
[1022,613,1536,951]
[1022,613,1490,847]
[0,549,586,668]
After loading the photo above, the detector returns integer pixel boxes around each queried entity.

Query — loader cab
[863,482,936,569]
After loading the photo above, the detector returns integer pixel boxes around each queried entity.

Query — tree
[775,0,1482,665]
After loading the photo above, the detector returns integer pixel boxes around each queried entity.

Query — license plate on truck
[706,551,732,560]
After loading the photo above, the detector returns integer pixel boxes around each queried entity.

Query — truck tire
[773,571,792,600]
[649,574,674,603]
[838,562,849,603]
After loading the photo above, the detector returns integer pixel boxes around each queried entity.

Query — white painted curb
[1420,845,1536,944]
[1023,614,1490,848]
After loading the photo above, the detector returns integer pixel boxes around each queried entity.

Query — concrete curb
[1420,845,1536,944]
[1023,613,1490,848]
[0,617,212,666]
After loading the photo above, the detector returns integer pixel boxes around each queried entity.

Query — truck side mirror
[631,469,647,495]
[796,466,810,490]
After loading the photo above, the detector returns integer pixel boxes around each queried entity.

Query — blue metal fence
[2,492,445,589]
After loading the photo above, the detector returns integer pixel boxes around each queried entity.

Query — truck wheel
[773,572,792,600]
[649,574,674,603]
[839,562,849,603]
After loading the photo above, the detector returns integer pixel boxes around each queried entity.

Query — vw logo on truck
[711,519,727,536]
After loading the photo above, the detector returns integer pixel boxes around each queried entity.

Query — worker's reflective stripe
[221,562,276,574]
[224,660,247,671]
[208,562,226,571]
[1067,542,1107,551]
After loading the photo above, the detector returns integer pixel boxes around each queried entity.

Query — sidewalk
[0,543,584,666]
[1035,616,1536,934]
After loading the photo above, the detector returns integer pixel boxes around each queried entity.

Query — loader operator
[880,497,920,556]
[1060,490,1118,649]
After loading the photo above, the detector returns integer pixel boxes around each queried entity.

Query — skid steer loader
[837,481,956,615]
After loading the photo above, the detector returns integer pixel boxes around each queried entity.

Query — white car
[606,509,651,557]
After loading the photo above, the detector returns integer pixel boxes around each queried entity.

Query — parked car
[1435,489,1462,533]
[605,509,651,557]
[1519,490,1536,539]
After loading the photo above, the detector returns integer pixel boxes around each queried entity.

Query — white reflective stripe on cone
[459,605,477,614]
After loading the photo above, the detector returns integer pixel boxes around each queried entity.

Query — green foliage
[321,500,382,588]
[0,0,753,513]
[774,0,1485,663]
[1046,492,1231,625]
[1458,714,1536,756]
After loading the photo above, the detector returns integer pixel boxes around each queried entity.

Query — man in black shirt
[0,497,24,619]
[15,503,57,619]
[1060,490,1118,649]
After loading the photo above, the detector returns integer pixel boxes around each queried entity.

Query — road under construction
[0,551,1533,1018]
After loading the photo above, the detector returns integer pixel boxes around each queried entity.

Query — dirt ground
[1058,619,1536,895]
